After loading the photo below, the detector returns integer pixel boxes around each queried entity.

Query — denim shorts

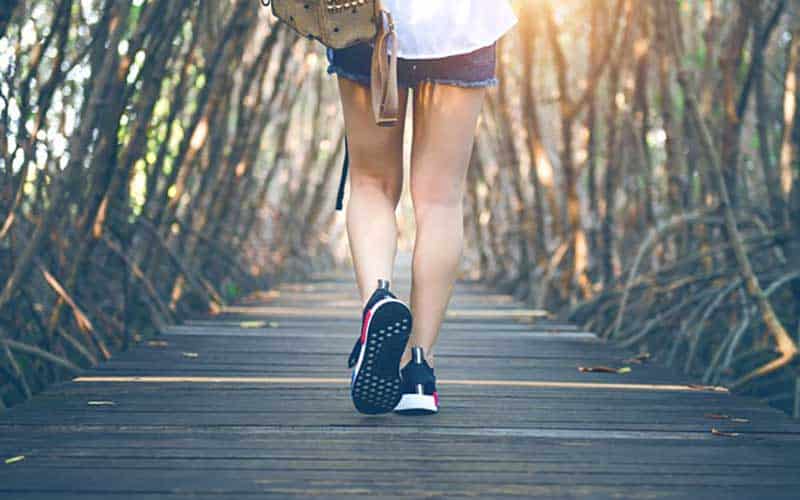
[325,40,498,89]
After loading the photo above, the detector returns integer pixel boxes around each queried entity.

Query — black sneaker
[347,278,412,414]
[393,345,439,414]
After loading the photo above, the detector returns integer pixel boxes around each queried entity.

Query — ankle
[361,278,392,309]
[400,345,435,369]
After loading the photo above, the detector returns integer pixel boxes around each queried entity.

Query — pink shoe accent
[433,391,439,407]
[360,309,372,344]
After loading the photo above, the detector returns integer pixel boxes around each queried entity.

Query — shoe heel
[350,295,412,415]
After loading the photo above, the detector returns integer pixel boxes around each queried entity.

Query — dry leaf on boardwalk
[704,413,750,423]
[181,352,199,358]
[687,384,729,393]
[239,321,266,328]
[87,400,116,406]
[4,455,25,464]
[146,339,169,347]
[711,428,739,437]
[624,353,651,364]
[578,365,631,374]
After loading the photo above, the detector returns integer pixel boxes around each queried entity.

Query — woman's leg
[402,80,487,368]
[335,76,409,308]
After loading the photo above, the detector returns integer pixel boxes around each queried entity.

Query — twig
[0,335,32,399]
[703,288,750,385]
[0,337,81,373]
[610,210,719,339]
[684,279,742,374]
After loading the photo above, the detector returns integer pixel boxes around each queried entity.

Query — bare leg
[401,80,487,369]
[334,76,409,308]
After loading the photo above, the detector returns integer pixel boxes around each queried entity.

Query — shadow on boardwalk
[2,252,800,498]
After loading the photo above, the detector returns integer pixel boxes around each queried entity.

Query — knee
[348,142,403,205]
[410,176,464,220]
[350,166,402,207]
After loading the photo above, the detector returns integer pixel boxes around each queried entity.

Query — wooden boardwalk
[2,252,800,499]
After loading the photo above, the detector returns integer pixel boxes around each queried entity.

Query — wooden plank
[219,305,552,320]
[0,488,796,500]
[66,375,725,392]
[1,467,800,490]
[5,431,800,461]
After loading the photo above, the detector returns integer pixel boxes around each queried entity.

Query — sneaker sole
[350,298,412,414]
[393,393,439,415]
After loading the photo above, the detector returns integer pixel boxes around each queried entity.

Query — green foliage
[691,44,706,69]
[223,281,241,302]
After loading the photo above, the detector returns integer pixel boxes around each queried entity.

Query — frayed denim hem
[326,62,499,89]
[416,76,499,88]
[326,65,371,87]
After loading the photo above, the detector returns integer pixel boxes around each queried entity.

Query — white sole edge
[393,393,438,413]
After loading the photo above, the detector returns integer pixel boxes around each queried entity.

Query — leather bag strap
[370,8,399,126]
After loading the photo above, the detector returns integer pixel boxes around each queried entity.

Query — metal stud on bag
[326,0,368,11]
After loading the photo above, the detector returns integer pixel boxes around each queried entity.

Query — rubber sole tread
[350,300,412,414]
